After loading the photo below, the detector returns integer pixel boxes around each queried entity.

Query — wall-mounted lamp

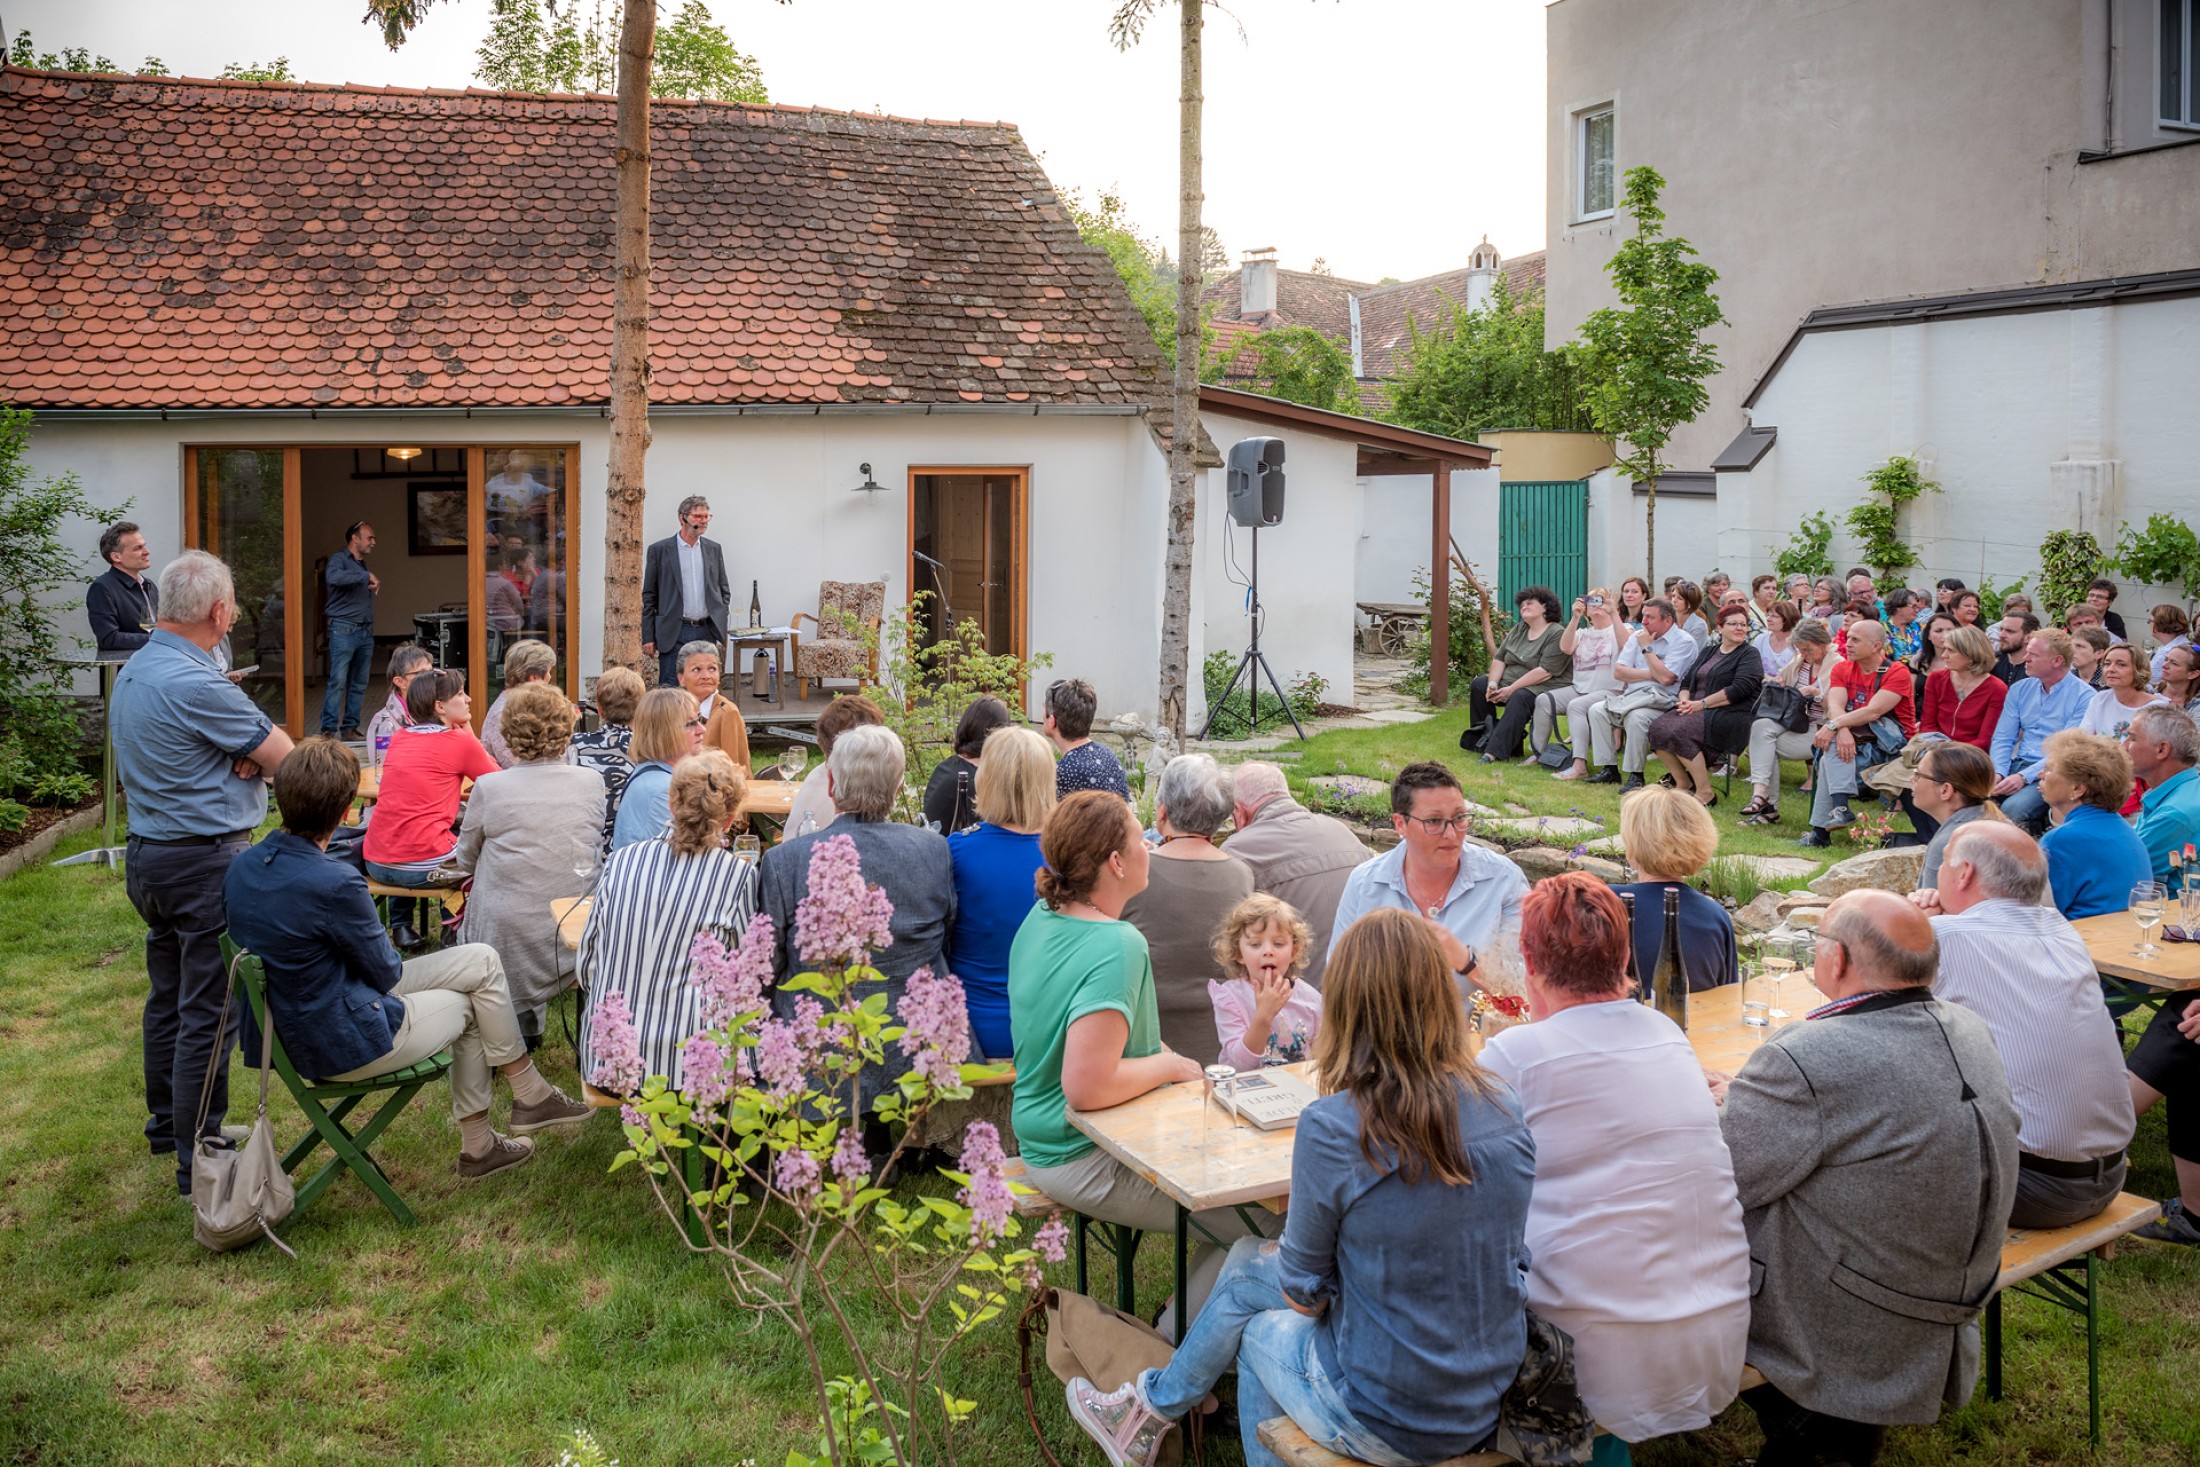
[855,462,886,495]
[386,445,423,462]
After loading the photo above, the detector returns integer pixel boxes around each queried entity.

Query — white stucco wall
[1583,467,1721,592]
[1728,296,2200,603]
[1353,467,1502,608]
[21,409,1176,723]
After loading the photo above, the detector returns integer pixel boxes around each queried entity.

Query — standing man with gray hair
[1223,760,1371,987]
[1717,889,2017,1464]
[111,550,296,1196]
[1928,823,2134,1227]
[640,495,729,688]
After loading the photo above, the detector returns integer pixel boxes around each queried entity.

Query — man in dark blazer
[1716,890,2018,1465]
[87,520,159,655]
[640,494,730,687]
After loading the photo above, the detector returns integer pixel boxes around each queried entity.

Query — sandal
[1741,804,1781,827]
[1736,794,1772,819]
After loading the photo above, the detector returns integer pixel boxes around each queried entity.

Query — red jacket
[1920,668,2007,750]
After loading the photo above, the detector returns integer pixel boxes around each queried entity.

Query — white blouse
[1480,1000,1752,1442]
[2079,686,2166,742]
[1567,624,1621,697]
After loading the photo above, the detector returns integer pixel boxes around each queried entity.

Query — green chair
[222,939,453,1226]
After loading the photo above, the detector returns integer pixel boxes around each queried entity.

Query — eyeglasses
[2165,926,2195,943]
[1403,814,1473,835]
[685,718,706,730]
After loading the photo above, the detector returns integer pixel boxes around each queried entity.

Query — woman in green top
[1461,586,1575,763]
[1010,790,1262,1325]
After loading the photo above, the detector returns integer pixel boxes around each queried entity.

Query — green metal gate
[1498,479,1589,614]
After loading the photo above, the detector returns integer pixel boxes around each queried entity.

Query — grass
[2,792,2196,1464]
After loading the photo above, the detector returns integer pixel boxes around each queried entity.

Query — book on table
[1207,1069,1316,1131]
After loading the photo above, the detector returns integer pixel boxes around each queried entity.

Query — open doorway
[909,469,1026,658]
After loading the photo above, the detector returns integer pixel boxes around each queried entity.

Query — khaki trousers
[1023,1145,1265,1323]
[324,943,526,1118]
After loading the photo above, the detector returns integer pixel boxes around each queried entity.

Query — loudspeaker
[1226,437,1287,528]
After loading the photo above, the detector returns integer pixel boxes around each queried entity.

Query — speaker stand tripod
[1200,525,1306,742]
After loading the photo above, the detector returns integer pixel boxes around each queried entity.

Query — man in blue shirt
[2127,705,2200,882]
[1329,761,1526,993]
[111,551,294,1194]
[1988,629,2092,835]
[1583,598,1698,791]
[320,521,379,738]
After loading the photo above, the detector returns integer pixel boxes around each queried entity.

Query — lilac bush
[599,833,1059,1467]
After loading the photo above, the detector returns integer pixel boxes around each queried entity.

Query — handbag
[1754,681,1812,735]
[1018,1287,1194,1467]
[191,951,297,1258]
[1492,1308,1596,1466]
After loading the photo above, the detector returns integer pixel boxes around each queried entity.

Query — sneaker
[1064,1376,1175,1467]
[2135,1197,2200,1245]
[1619,774,1646,794]
[509,1089,594,1136]
[457,1133,536,1180]
[1822,805,1857,829]
[1797,828,1833,849]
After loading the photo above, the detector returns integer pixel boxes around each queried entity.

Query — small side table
[728,626,797,707]
[53,655,133,868]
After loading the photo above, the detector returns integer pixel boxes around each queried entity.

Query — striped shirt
[576,837,759,1090]
[1928,899,2136,1162]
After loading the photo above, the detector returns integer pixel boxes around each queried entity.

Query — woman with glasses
[610,687,706,850]
[675,639,752,772]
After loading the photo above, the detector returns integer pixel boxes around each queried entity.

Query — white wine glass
[1741,960,1770,1029]
[2131,881,2168,961]
[776,743,808,784]
[1762,934,1798,1020]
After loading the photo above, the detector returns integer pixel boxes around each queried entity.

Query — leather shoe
[1797,828,1833,848]
[390,920,425,952]
[1619,775,1646,794]
[1583,768,1620,785]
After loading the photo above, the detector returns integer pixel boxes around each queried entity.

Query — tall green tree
[5,28,164,74]
[1236,325,1356,412]
[475,0,765,101]
[1570,165,1724,587]
[1065,187,1178,363]
[1384,273,1594,441]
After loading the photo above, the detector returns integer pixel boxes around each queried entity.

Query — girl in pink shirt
[1207,892,1324,1070]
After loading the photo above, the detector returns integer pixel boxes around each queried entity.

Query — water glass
[2131,881,2168,960]
[2182,883,2200,940]
[1204,1063,1240,1131]
[733,834,761,866]
[1741,961,1770,1028]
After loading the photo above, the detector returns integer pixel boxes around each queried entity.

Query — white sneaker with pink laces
[1064,1375,1175,1467]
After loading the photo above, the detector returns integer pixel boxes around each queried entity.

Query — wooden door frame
[905,465,1029,662]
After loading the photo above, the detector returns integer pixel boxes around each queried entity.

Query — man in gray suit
[1717,890,2018,1465]
[640,495,730,687]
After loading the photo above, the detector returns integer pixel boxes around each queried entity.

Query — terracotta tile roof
[1201,265,1372,340]
[0,67,1170,412]
[1354,251,1546,380]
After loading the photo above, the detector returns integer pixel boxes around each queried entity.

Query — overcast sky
[3,0,1548,283]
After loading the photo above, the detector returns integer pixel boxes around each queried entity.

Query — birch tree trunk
[1154,0,1203,746]
[603,0,656,674]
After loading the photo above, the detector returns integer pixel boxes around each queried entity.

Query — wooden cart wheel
[1376,616,1408,656]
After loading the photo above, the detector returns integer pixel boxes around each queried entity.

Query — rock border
[0,805,103,884]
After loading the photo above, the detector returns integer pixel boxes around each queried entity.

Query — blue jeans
[322,618,375,732]
[2001,780,2050,836]
[1142,1240,1415,1467]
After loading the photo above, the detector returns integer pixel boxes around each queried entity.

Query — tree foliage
[2114,514,2200,605]
[2035,529,2111,622]
[474,0,765,100]
[220,58,297,82]
[1236,325,1357,412]
[1065,187,1179,364]
[1384,273,1594,441]
[1846,455,1938,584]
[8,28,165,74]
[1769,509,1836,580]
[1570,166,1725,584]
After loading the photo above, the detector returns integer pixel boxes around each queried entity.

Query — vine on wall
[1845,456,1939,585]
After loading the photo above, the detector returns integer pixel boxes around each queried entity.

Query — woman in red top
[1918,623,2007,751]
[364,668,501,888]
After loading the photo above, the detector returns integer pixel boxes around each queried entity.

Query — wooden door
[910,468,1027,659]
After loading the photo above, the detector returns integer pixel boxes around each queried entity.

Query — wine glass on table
[776,743,807,786]
[2131,881,2168,961]
[1741,960,1770,1029]
[1762,934,1798,1021]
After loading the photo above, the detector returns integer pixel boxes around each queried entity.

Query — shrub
[859,590,1053,819]
[1399,564,1506,705]
[1770,510,1836,581]
[1200,649,1324,734]
[2036,530,2111,623]
[2114,514,2200,605]
[1846,457,1938,584]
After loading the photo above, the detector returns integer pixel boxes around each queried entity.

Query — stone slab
[1480,816,1607,842]
[1807,845,1925,898]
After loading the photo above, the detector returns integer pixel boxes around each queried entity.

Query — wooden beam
[1430,462,1452,707]
[281,448,304,738]
[1358,451,1445,478]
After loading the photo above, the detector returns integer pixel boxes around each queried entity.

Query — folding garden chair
[222,940,453,1226]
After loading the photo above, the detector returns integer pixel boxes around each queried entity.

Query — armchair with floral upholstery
[791,579,885,699]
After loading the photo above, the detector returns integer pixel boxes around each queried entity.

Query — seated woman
[226,737,590,1180]
[1463,586,1572,763]
[1751,598,1802,679]
[1647,602,1763,807]
[1121,754,1254,1065]
[1614,787,1738,991]
[1552,588,1621,781]
[566,665,646,850]
[945,725,1056,1061]
[609,687,704,850]
[2036,730,2154,919]
[2159,642,2200,714]
[2081,644,2168,742]
[925,695,1013,834]
[450,683,607,1041]
[1481,873,1751,1460]
[1671,579,1710,644]
[1905,743,2008,898]
[1208,892,1322,1070]
[1011,790,1258,1321]
[364,667,500,895]
[676,639,752,772]
[481,638,556,768]
[2149,603,2193,687]
[1918,623,2006,752]
[1739,616,1834,826]
[782,693,885,836]
[1064,908,1536,1467]
[579,750,759,1093]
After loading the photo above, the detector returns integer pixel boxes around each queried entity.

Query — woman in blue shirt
[609,688,703,850]
[1614,787,1740,992]
[2037,730,2154,919]
[944,727,1055,1058]
[1064,908,1536,1467]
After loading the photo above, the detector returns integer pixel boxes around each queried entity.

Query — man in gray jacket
[1224,761,1371,988]
[1719,890,2018,1465]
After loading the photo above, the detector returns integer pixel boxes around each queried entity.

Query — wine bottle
[1619,891,1641,1003]
[747,578,764,629]
[1652,888,1689,1031]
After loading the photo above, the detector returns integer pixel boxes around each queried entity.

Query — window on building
[1577,105,1616,219]
[2167,0,2199,127]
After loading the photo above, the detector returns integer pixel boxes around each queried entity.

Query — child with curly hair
[1208,892,1324,1070]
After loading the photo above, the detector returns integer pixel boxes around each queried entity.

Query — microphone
[913,550,946,571]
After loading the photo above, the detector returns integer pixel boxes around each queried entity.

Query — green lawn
[2,773,2196,1464]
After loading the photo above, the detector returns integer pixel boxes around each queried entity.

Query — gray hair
[678,639,722,674]
[157,550,234,625]
[1231,760,1289,812]
[1789,617,1833,648]
[1156,753,1234,838]
[676,494,710,520]
[502,638,557,684]
[2131,704,2200,765]
[387,642,433,678]
[1819,904,1938,989]
[828,723,905,818]
[1944,824,2049,905]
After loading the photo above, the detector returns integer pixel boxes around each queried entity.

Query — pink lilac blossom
[830,1127,870,1191]
[958,1120,1015,1243]
[1033,1215,1070,1264]
[620,1104,646,1128]
[752,1018,809,1105]
[681,1032,730,1111]
[588,990,645,1095]
[897,967,972,1089]
[793,834,895,970]
[773,1146,822,1204]
[691,914,777,1031]
[791,996,829,1064]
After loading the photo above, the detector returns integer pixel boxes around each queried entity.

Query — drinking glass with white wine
[2130,880,2168,961]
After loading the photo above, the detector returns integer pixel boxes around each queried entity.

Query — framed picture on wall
[409,483,469,556]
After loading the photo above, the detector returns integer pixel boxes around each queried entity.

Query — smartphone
[229,663,261,678]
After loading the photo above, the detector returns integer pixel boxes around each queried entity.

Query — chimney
[1240,247,1278,318]
[1463,235,1501,313]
